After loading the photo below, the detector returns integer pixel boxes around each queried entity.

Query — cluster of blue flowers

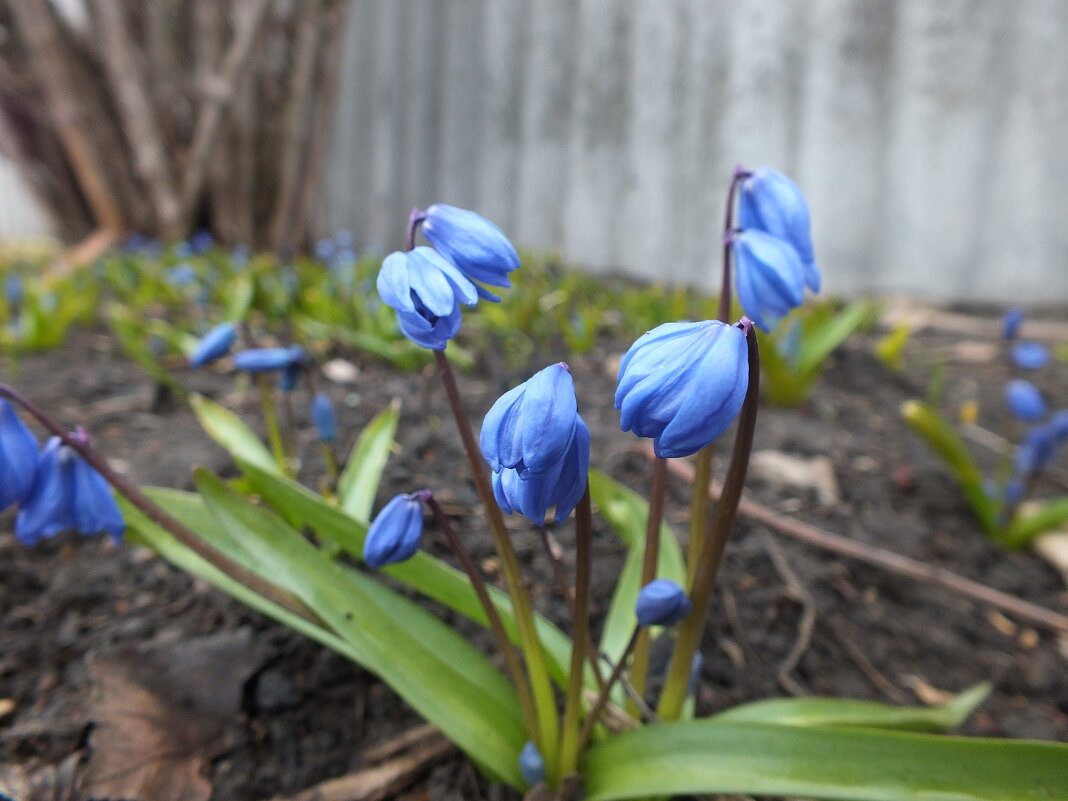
[377,204,520,349]
[0,401,124,546]
[1001,310,1066,505]
[732,168,820,332]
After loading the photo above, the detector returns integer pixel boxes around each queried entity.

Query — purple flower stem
[576,626,641,754]
[405,208,426,251]
[658,326,760,720]
[424,493,538,742]
[0,383,320,625]
[559,488,595,777]
[432,349,561,781]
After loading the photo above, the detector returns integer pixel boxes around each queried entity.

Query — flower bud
[635,578,692,627]
[422,204,520,289]
[518,741,545,787]
[480,363,579,477]
[189,322,237,367]
[1005,379,1046,422]
[363,493,425,568]
[732,230,806,332]
[312,392,338,443]
[1011,342,1050,371]
[1051,409,1068,441]
[1001,307,1025,340]
[492,416,590,525]
[738,167,820,292]
[233,345,305,373]
[616,320,749,458]
[1014,425,1058,478]
[0,399,38,511]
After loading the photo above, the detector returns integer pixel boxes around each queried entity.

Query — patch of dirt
[1,316,1066,800]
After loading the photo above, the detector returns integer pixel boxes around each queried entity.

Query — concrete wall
[6,0,1068,302]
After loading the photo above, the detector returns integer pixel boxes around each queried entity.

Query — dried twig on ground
[760,532,816,696]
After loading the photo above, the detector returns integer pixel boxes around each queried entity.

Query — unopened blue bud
[1011,342,1050,371]
[189,322,237,367]
[518,741,545,787]
[1005,379,1046,422]
[15,437,123,546]
[167,263,198,287]
[363,493,425,568]
[190,228,214,253]
[377,247,478,350]
[616,320,749,458]
[480,363,579,477]
[738,167,820,292]
[1051,409,1068,441]
[732,230,806,332]
[1014,425,1059,478]
[1002,307,1025,340]
[635,578,692,627]
[422,204,520,290]
[280,360,302,392]
[0,399,39,511]
[312,392,338,443]
[233,345,305,373]
[492,416,590,525]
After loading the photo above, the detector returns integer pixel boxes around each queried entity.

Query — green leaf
[796,300,879,376]
[583,720,1068,801]
[223,272,254,322]
[337,399,401,522]
[901,400,999,537]
[876,323,913,372]
[238,460,573,688]
[106,305,186,395]
[1004,495,1068,548]
[712,682,989,732]
[190,393,279,476]
[589,468,686,662]
[191,469,527,787]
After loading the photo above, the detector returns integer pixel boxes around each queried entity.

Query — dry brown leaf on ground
[83,627,268,801]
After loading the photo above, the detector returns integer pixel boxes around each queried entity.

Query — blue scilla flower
[363,492,426,568]
[518,741,545,787]
[377,247,478,350]
[1014,424,1058,478]
[481,363,579,477]
[1051,409,1068,441]
[233,345,305,373]
[312,392,338,443]
[492,415,590,525]
[635,578,693,627]
[732,230,806,332]
[616,320,749,458]
[0,399,38,511]
[189,322,237,367]
[166,262,198,287]
[1002,307,1025,340]
[1005,379,1046,422]
[190,228,214,253]
[422,204,520,291]
[738,167,820,292]
[1011,342,1050,371]
[15,437,124,546]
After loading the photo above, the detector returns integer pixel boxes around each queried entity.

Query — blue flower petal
[0,399,39,510]
[70,456,124,542]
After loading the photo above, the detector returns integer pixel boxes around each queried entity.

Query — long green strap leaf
[336,399,400,522]
[189,471,526,786]
[190,393,279,476]
[712,682,989,732]
[583,720,1068,801]
[589,468,686,661]
[238,460,573,688]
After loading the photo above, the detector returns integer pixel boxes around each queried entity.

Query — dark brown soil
[2,318,1066,800]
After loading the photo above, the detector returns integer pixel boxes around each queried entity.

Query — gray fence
[5,0,1068,302]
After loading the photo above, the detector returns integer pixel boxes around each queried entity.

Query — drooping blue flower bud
[732,230,806,332]
[492,415,590,525]
[1051,409,1068,441]
[377,247,478,350]
[518,741,546,787]
[363,492,425,568]
[15,437,123,546]
[280,361,301,392]
[738,167,820,292]
[189,322,237,367]
[233,345,305,373]
[422,204,520,290]
[0,399,39,511]
[1011,342,1050,371]
[312,392,338,443]
[1002,307,1025,340]
[1005,379,1046,422]
[480,363,579,477]
[616,320,749,458]
[635,578,693,627]
[1013,425,1058,478]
